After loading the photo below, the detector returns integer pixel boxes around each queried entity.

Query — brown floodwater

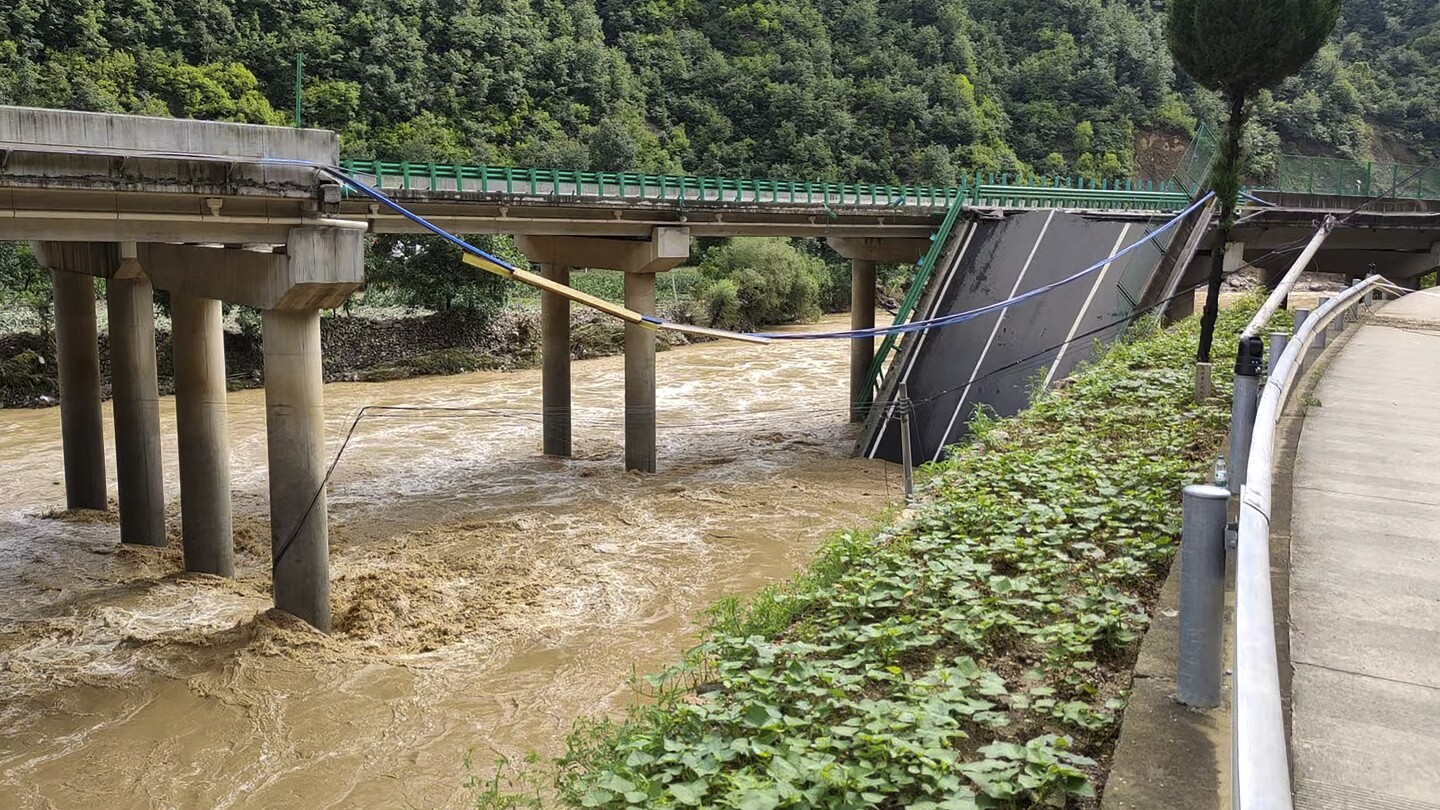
[0,314,896,809]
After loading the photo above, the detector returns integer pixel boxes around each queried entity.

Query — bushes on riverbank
[552,300,1262,808]
[0,307,694,407]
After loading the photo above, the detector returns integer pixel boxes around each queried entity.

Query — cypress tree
[1166,0,1341,362]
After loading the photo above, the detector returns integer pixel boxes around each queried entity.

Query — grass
[529,296,1268,809]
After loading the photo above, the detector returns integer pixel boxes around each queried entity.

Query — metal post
[1293,308,1310,332]
[1349,278,1362,321]
[1315,298,1330,349]
[1178,483,1230,708]
[898,382,914,499]
[1228,336,1264,496]
[1268,331,1288,378]
[293,53,304,128]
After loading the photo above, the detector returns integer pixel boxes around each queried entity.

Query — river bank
[0,305,699,409]
[553,301,1264,808]
[0,313,895,809]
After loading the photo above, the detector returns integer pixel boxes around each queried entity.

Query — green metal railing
[336,159,1197,413]
[1254,154,1440,200]
[337,159,1192,212]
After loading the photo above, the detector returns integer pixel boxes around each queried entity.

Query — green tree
[0,242,52,340]
[364,234,517,316]
[690,238,824,330]
[1166,0,1341,362]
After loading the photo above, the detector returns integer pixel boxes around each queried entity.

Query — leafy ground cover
[547,298,1269,809]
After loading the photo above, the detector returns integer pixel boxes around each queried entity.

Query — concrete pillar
[540,263,572,457]
[51,269,107,510]
[262,308,330,630]
[107,275,166,545]
[172,294,234,576]
[1164,288,1196,322]
[1224,241,1248,280]
[624,272,657,473]
[850,258,877,422]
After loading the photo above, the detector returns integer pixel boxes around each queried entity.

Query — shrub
[689,238,824,331]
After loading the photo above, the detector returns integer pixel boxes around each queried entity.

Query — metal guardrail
[1231,275,1394,809]
[336,160,1192,212]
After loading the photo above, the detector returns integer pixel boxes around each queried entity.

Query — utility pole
[294,53,304,128]
[898,381,914,499]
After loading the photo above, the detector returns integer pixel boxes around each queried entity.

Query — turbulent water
[0,314,895,809]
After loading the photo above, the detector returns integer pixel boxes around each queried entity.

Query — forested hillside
[2,0,1436,185]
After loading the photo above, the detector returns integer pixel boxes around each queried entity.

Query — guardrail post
[1178,483,1230,708]
[1315,298,1330,349]
[1228,337,1264,496]
[1349,279,1362,321]
[1268,331,1288,378]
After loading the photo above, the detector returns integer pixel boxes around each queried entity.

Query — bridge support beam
[107,269,166,546]
[849,259,876,422]
[48,262,107,510]
[624,272,657,473]
[263,308,330,630]
[540,263,572,458]
[171,293,234,576]
[515,228,689,472]
[825,238,928,423]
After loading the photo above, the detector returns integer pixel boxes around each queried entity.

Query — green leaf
[669,782,705,806]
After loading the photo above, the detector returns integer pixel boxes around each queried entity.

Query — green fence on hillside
[1172,122,1220,196]
[1258,155,1440,200]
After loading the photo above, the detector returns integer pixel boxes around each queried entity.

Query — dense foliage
[3,1,1433,329]
[1166,0,1339,362]
[690,239,826,331]
[547,300,1267,808]
[2,1,1434,184]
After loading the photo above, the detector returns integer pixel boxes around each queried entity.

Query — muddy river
[0,314,896,808]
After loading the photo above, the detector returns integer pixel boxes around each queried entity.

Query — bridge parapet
[0,105,334,199]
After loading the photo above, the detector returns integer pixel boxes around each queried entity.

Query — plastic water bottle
[1213,457,1228,488]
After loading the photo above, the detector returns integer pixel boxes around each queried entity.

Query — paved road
[1290,290,1440,809]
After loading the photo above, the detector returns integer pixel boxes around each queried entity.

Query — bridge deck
[1289,291,1440,809]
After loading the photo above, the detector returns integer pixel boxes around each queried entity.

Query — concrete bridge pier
[44,253,107,510]
[539,263,572,458]
[624,271,657,473]
[139,224,364,629]
[106,263,167,546]
[826,237,928,422]
[263,307,330,628]
[170,293,234,576]
[516,228,689,472]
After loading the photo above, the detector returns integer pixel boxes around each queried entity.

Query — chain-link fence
[1172,122,1219,196]
[1262,155,1440,200]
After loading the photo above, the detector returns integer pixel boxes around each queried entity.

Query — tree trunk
[1196,92,1250,364]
